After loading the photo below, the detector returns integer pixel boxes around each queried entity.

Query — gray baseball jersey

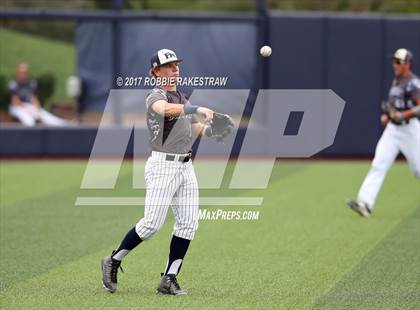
[388,73,420,111]
[145,88,198,154]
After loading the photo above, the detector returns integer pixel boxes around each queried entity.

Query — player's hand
[389,111,403,123]
[380,114,389,126]
[197,107,214,124]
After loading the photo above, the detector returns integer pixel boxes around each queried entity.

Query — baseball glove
[208,112,235,142]
[381,100,404,124]
[381,100,397,115]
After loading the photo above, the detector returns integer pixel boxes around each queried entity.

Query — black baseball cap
[150,49,182,74]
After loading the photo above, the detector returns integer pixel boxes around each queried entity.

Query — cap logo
[163,52,176,59]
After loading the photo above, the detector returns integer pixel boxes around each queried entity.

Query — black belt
[165,153,191,163]
[391,118,411,126]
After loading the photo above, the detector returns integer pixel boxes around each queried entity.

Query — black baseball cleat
[156,273,187,295]
[346,198,371,218]
[101,253,123,293]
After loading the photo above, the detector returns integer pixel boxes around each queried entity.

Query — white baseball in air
[260,45,272,57]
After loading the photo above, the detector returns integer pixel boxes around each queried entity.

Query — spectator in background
[8,63,67,126]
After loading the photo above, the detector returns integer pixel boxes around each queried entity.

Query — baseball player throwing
[101,49,234,295]
[347,48,420,217]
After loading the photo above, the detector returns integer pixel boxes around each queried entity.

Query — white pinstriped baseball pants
[135,151,199,241]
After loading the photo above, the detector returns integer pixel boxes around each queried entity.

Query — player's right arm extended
[151,100,213,121]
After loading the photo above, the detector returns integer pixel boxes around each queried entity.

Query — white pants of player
[9,102,67,127]
[135,151,199,241]
[358,119,420,209]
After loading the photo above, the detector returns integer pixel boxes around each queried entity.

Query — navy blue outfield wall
[268,12,420,155]
[0,126,253,157]
[0,127,100,157]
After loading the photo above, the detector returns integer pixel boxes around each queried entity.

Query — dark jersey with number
[388,73,420,111]
[145,88,198,154]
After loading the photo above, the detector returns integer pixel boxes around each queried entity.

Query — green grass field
[0,160,419,309]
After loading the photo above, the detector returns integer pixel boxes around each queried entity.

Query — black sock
[112,227,143,261]
[164,235,191,275]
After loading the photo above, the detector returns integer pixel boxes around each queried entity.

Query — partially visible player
[347,48,420,217]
